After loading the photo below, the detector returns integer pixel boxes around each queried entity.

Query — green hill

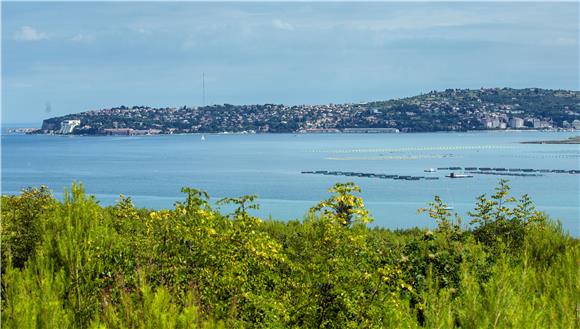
[39,88,580,134]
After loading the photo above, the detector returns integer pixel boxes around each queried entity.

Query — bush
[1,182,577,328]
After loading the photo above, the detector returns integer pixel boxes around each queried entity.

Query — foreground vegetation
[2,181,579,328]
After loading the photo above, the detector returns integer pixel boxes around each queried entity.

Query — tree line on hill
[38,88,580,134]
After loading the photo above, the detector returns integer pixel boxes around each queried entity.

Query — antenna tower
[202,72,206,106]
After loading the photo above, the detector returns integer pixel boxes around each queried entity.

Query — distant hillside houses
[38,88,580,135]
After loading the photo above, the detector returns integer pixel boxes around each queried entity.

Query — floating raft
[436,167,579,175]
[466,171,543,177]
[301,171,439,181]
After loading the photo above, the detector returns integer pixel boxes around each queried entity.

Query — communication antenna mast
[202,72,206,106]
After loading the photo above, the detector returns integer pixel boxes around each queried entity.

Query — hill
[39,88,580,135]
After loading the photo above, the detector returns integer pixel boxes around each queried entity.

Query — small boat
[443,206,454,211]
[424,168,437,172]
[446,172,473,178]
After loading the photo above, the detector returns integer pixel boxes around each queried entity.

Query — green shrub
[1,182,577,328]
[469,179,545,254]
[1,186,55,269]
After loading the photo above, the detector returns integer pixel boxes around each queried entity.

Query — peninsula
[37,88,580,135]
[521,136,580,144]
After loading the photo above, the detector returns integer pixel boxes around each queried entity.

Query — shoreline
[521,136,580,144]
[5,128,580,137]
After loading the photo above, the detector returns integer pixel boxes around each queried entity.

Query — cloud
[272,19,294,31]
[71,33,95,43]
[13,26,48,41]
[554,37,578,46]
[128,23,155,35]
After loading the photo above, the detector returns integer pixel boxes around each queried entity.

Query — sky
[2,2,579,124]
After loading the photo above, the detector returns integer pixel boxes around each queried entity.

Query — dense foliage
[2,181,578,328]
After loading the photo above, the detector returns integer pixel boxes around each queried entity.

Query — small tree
[469,179,545,253]
[310,182,372,227]
[1,186,55,268]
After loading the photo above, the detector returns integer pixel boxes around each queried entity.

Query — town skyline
[36,87,580,135]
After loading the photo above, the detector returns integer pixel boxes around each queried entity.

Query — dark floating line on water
[465,171,543,177]
[301,170,438,181]
[436,167,579,174]
[301,167,579,181]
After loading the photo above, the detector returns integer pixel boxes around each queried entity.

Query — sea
[2,128,579,235]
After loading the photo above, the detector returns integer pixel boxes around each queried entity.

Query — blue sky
[2,2,579,124]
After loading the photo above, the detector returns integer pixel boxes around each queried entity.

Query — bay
[2,130,579,235]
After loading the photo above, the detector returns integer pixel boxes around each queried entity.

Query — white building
[59,120,81,134]
[509,117,524,129]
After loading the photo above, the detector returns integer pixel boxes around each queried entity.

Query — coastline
[4,126,580,137]
[521,136,580,144]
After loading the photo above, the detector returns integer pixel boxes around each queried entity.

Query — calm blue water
[2,131,579,235]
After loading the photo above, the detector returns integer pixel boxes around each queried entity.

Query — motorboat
[446,172,473,178]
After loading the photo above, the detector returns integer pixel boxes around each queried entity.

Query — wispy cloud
[272,19,294,31]
[71,33,95,43]
[554,36,578,46]
[128,23,155,35]
[13,26,49,41]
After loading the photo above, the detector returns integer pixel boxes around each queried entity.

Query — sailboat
[201,135,206,141]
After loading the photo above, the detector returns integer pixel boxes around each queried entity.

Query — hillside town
[37,88,580,135]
